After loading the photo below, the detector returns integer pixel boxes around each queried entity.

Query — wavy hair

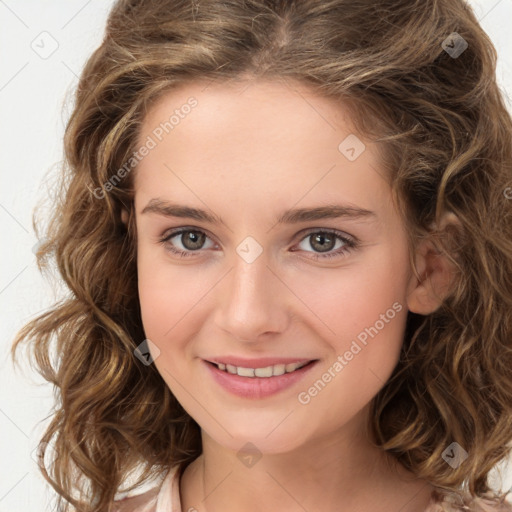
[11,0,512,510]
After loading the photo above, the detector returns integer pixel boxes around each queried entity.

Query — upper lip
[205,357,316,368]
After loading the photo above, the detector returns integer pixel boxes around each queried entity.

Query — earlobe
[406,213,461,315]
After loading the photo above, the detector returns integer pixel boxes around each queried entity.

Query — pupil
[312,233,334,253]
[183,231,204,250]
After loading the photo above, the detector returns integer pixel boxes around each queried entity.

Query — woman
[12,1,512,511]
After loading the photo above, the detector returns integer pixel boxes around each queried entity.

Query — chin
[203,420,308,456]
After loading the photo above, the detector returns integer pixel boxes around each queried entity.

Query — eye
[159,228,216,258]
[158,227,358,260]
[293,229,358,260]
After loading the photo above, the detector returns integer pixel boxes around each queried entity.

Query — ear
[406,212,461,315]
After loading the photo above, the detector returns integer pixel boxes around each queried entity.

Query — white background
[1,1,511,510]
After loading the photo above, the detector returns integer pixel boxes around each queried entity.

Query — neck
[179,408,434,512]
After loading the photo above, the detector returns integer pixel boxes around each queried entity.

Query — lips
[203,357,318,399]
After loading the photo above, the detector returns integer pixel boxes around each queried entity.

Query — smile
[210,360,311,377]
[203,358,318,399]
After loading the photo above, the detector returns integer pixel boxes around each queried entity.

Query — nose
[213,251,290,343]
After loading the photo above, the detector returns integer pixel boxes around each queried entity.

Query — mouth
[205,359,316,378]
[203,357,319,399]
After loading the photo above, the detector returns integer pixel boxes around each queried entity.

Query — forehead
[137,79,361,149]
[133,79,391,218]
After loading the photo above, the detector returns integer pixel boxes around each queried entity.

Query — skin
[122,78,456,512]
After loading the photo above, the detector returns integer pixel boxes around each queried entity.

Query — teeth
[214,360,310,378]
[237,367,255,377]
[255,366,273,377]
[271,364,286,376]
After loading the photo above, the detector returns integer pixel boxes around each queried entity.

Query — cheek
[293,291,407,433]
[292,246,410,399]
[136,245,202,347]
[293,248,409,344]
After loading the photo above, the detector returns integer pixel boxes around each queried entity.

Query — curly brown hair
[11,0,512,510]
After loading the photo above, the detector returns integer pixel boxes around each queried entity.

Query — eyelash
[158,227,359,261]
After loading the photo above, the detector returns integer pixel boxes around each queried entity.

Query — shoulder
[112,486,160,512]
[111,466,181,512]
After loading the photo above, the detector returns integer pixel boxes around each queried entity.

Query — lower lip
[203,360,318,399]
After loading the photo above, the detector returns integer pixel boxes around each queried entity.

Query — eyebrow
[141,198,377,224]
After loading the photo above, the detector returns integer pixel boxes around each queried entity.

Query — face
[132,79,417,454]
